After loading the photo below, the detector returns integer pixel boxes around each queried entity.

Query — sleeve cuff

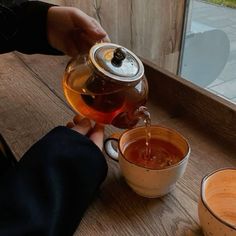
[13,1,63,55]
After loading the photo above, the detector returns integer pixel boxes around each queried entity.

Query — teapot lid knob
[111,47,127,67]
[89,43,144,84]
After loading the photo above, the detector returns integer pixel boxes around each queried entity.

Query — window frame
[143,58,236,145]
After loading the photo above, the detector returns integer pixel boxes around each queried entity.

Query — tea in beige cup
[104,125,190,198]
[198,168,236,236]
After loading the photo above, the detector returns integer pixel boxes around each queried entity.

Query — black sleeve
[0,126,108,236]
[0,1,62,55]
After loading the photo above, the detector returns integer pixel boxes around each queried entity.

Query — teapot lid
[89,43,144,84]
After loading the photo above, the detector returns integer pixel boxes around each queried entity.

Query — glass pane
[180,0,236,104]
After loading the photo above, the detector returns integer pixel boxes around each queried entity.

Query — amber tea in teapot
[63,43,148,129]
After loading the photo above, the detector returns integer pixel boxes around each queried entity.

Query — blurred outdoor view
[205,0,236,8]
[180,0,236,104]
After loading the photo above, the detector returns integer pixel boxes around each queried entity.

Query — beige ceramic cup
[104,125,190,198]
[198,168,236,236]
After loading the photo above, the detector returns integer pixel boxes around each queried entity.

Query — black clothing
[0,127,107,236]
[0,1,108,236]
[0,1,61,54]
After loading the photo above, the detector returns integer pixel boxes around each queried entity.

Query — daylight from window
[180,0,236,104]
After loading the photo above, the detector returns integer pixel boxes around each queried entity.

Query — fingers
[71,9,105,35]
[66,114,82,128]
[66,121,75,128]
[72,118,92,135]
[71,8,110,43]
[67,115,104,150]
[71,30,94,54]
[73,115,82,124]
[48,6,110,57]
[88,124,104,151]
[101,34,110,43]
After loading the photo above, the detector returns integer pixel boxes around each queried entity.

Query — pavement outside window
[181,0,236,104]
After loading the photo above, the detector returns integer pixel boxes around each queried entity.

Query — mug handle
[104,133,121,162]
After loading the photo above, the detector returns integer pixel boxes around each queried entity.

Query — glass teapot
[63,43,148,129]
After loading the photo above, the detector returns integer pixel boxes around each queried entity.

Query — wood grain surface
[0,53,235,235]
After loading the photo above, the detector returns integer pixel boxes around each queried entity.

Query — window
[180,0,236,104]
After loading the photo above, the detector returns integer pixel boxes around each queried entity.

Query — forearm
[0,1,62,54]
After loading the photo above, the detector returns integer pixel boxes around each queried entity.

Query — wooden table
[0,52,235,236]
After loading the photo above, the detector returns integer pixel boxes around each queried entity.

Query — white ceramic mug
[198,168,236,236]
[104,125,190,198]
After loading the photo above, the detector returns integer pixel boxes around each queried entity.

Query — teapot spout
[134,106,150,122]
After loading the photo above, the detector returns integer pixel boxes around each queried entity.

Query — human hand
[47,6,110,57]
[67,115,104,151]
